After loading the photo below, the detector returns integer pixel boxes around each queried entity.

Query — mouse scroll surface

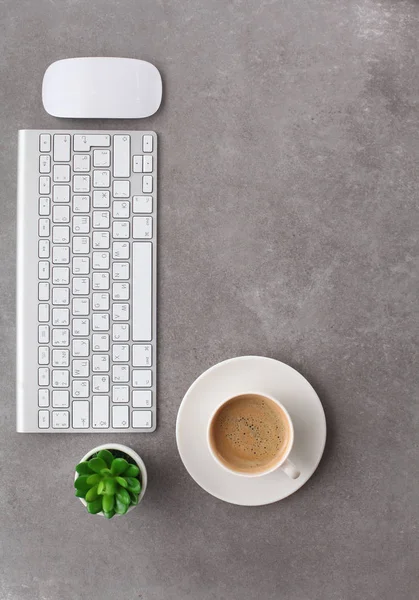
[42,57,162,119]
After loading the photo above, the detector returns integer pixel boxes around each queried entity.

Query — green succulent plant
[75,449,142,518]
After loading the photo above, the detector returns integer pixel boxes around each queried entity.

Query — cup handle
[281,459,300,479]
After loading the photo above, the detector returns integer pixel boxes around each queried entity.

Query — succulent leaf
[124,464,140,477]
[116,487,131,505]
[97,481,106,495]
[115,497,129,515]
[75,489,87,498]
[88,457,108,473]
[87,498,103,514]
[126,477,141,494]
[86,474,101,486]
[129,492,139,506]
[116,476,128,488]
[97,449,114,467]
[74,475,90,491]
[85,485,99,502]
[111,458,129,475]
[103,510,115,519]
[102,494,115,513]
[76,462,93,475]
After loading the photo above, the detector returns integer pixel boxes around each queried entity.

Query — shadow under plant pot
[74,443,147,518]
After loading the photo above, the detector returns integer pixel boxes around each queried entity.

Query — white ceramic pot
[75,443,147,517]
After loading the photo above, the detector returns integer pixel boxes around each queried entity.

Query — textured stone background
[0,1,418,599]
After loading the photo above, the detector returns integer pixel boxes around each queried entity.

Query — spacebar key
[133,242,152,341]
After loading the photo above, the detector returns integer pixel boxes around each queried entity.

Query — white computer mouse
[42,57,162,119]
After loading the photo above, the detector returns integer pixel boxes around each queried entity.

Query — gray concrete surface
[0,1,418,599]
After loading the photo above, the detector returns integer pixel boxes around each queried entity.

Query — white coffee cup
[207,392,300,479]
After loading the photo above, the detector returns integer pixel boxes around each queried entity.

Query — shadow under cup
[208,393,293,476]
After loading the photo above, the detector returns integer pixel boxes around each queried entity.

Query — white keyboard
[17,130,157,432]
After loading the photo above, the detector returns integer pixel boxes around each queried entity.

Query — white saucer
[176,356,326,506]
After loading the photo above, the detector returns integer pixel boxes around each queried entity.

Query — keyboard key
[92,272,110,290]
[92,354,110,372]
[53,185,70,203]
[93,170,110,188]
[132,155,142,173]
[52,267,70,285]
[113,180,130,198]
[132,369,152,388]
[112,344,129,362]
[72,297,90,315]
[133,195,152,214]
[112,221,130,239]
[93,190,110,208]
[73,134,110,151]
[112,262,129,280]
[112,242,130,260]
[38,282,50,301]
[133,216,152,239]
[72,318,90,336]
[73,154,90,172]
[132,410,153,428]
[52,308,70,325]
[38,261,50,280]
[52,349,70,367]
[133,242,152,341]
[72,216,90,233]
[92,395,109,428]
[113,385,129,403]
[93,231,110,249]
[38,239,50,258]
[39,134,51,152]
[143,156,153,172]
[142,135,153,152]
[112,323,129,341]
[112,201,130,218]
[112,303,129,321]
[112,405,129,428]
[53,164,71,182]
[39,197,51,216]
[38,389,50,407]
[72,277,90,295]
[93,375,109,393]
[73,175,91,193]
[132,390,152,408]
[92,313,110,331]
[142,175,153,193]
[38,410,50,429]
[132,345,152,367]
[52,226,70,244]
[52,246,70,264]
[112,282,129,300]
[52,328,69,347]
[73,195,90,213]
[93,149,111,167]
[38,325,50,344]
[53,205,70,223]
[72,256,90,275]
[72,359,89,377]
[72,339,89,357]
[53,134,71,161]
[93,211,110,229]
[52,369,70,388]
[72,401,90,428]
[52,410,70,428]
[38,218,50,237]
[113,135,130,177]
[52,390,70,408]
[72,236,90,254]
[92,293,109,310]
[92,334,109,351]
[112,364,129,382]
[38,346,49,365]
[38,304,50,322]
[72,379,89,398]
[52,287,70,305]
[39,176,51,194]
[38,367,49,386]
